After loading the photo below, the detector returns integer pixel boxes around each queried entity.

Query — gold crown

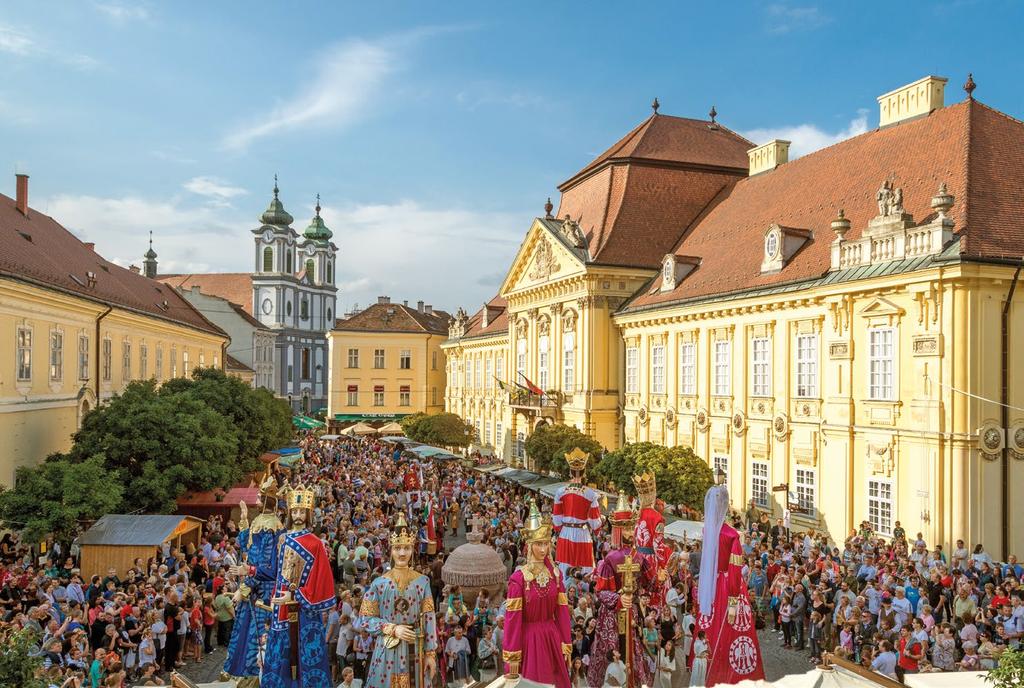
[390,513,416,547]
[632,471,657,507]
[286,484,315,510]
[565,447,590,473]
[523,499,553,544]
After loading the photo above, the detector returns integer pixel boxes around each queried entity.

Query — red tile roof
[460,295,508,340]
[627,98,1022,311]
[555,113,751,268]
[225,353,253,372]
[334,301,451,334]
[0,195,225,337]
[157,273,254,315]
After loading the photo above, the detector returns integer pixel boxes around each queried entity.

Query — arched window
[326,262,333,284]
[286,250,293,274]
[300,298,309,320]
[327,307,332,322]
[563,332,575,391]
[305,259,315,281]
[262,246,273,272]
[286,301,292,317]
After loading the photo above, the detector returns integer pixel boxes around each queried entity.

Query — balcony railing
[507,390,561,410]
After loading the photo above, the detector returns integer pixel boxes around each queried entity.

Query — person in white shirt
[891,588,912,631]
[336,665,362,688]
[335,615,354,669]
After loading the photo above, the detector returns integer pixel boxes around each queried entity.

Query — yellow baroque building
[445,76,1024,558]
[326,297,449,424]
[0,175,229,486]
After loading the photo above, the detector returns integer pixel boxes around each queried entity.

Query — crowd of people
[0,431,1019,687]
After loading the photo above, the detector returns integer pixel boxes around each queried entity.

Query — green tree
[400,412,430,442]
[68,380,240,513]
[0,455,123,547]
[159,368,292,472]
[0,628,45,688]
[987,646,1024,688]
[406,413,475,448]
[592,442,713,513]
[524,423,604,477]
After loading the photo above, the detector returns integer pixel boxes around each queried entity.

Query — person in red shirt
[897,625,924,677]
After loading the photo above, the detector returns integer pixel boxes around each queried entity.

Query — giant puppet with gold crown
[225,475,284,684]
[551,448,603,576]
[691,481,765,686]
[632,472,671,610]
[357,513,438,688]
[502,500,572,688]
[261,484,336,688]
[588,494,656,688]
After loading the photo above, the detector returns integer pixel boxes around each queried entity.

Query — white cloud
[222,38,395,151]
[184,176,248,201]
[742,109,869,159]
[42,190,524,313]
[94,2,150,23]
[0,24,34,55]
[764,4,831,34]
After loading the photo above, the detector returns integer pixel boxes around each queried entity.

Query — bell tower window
[286,250,293,274]
[326,262,333,284]
[262,247,273,272]
[305,259,315,281]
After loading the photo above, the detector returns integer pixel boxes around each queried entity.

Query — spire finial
[651,97,660,114]
[544,197,553,219]
[963,73,976,100]
[315,193,321,217]
[273,174,279,199]
[148,229,153,250]
[709,105,717,123]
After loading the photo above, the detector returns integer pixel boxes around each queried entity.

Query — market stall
[79,514,203,579]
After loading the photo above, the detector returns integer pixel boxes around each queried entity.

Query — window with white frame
[168,345,176,378]
[400,349,411,370]
[651,344,666,394]
[751,337,771,397]
[122,340,132,382]
[515,431,526,460]
[679,342,696,395]
[475,355,483,389]
[79,335,89,381]
[516,339,527,382]
[347,386,358,406]
[399,386,411,406]
[373,348,385,369]
[431,386,437,405]
[484,422,492,445]
[373,388,385,406]
[182,350,189,376]
[485,357,492,390]
[538,335,549,390]
[475,420,482,442]
[625,347,638,393]
[563,332,575,391]
[199,350,205,367]
[155,346,162,381]
[465,360,472,389]
[795,468,817,517]
[751,461,770,508]
[140,343,148,379]
[868,328,895,400]
[496,355,504,386]
[347,348,359,368]
[496,422,503,451]
[796,334,818,398]
[16,327,32,381]
[867,478,894,536]
[49,330,63,381]
[713,340,731,395]
[714,455,729,485]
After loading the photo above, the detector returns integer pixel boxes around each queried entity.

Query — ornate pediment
[859,297,905,326]
[499,220,587,297]
[528,239,561,281]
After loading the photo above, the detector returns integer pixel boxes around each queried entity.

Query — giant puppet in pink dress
[502,500,572,688]
[551,448,603,576]
[691,483,765,686]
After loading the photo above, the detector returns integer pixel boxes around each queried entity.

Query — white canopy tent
[663,518,705,542]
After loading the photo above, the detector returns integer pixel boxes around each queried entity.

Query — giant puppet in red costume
[692,483,765,686]
[632,472,671,609]
[551,448,603,576]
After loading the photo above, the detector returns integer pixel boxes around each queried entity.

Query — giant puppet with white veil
[690,483,765,686]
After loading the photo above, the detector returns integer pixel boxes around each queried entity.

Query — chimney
[482,303,490,328]
[191,285,202,294]
[403,300,408,306]
[129,264,140,274]
[377,295,390,305]
[878,75,947,128]
[747,140,790,176]
[84,242,96,252]
[425,304,433,315]
[417,300,424,312]
[15,174,28,216]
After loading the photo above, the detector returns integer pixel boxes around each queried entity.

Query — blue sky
[3,1,1022,314]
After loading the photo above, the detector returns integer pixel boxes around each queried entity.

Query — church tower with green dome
[250,177,337,413]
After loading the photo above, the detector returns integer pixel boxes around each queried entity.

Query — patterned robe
[261,530,336,688]
[692,523,765,686]
[634,506,670,610]
[587,546,655,688]
[356,568,438,688]
[502,560,572,688]
[224,513,282,678]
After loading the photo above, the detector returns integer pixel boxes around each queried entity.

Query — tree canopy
[592,442,713,513]
[0,628,45,688]
[524,423,604,477]
[400,412,475,448]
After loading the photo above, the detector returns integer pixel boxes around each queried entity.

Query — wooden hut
[176,485,260,524]
[79,514,203,579]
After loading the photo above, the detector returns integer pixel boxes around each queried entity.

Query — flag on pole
[495,377,509,392]
[518,371,544,396]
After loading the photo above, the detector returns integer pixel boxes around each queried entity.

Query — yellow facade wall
[0,278,228,486]
[326,329,447,419]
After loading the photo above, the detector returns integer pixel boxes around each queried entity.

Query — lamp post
[714,467,727,486]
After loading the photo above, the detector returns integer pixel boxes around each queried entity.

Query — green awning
[293,415,325,429]
[333,413,410,422]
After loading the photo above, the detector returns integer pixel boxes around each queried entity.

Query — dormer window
[662,256,674,285]
[659,254,701,292]
[760,223,812,274]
